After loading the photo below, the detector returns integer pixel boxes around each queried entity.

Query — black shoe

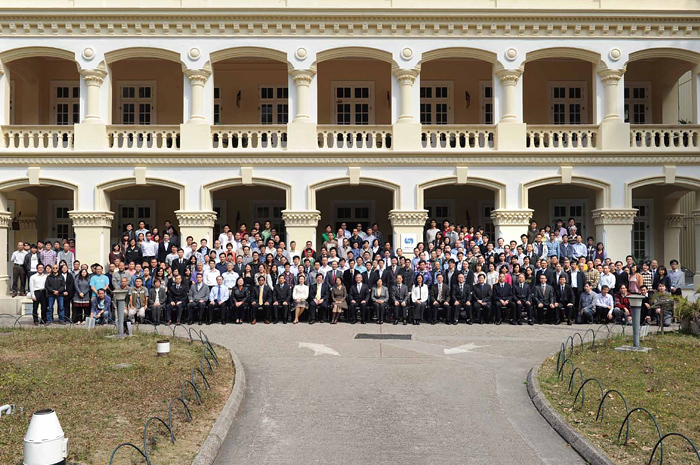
[393,320,399,325]
[567,320,572,326]
[283,320,287,324]
[351,321,356,325]
[33,321,39,326]
[528,320,534,326]
[221,321,225,325]
[516,321,523,325]
[555,320,561,325]
[198,321,203,326]
[309,320,315,325]
[510,320,516,325]
[403,320,408,325]
[495,320,501,325]
[376,321,381,325]
[467,320,472,325]
[361,321,366,324]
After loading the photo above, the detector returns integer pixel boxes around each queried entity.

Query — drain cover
[354,333,412,340]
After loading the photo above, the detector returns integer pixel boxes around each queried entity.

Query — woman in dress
[72,269,91,324]
[109,244,125,265]
[628,264,643,294]
[242,264,255,288]
[410,274,429,325]
[231,277,249,324]
[292,274,309,324]
[125,238,142,265]
[330,276,347,324]
[486,263,499,286]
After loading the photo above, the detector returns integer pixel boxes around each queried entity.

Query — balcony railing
[630,125,700,150]
[317,125,392,150]
[107,125,180,150]
[1,125,74,150]
[526,125,598,150]
[212,125,287,150]
[421,125,495,150]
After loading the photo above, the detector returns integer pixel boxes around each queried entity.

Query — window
[213,199,227,235]
[252,201,285,233]
[115,201,156,241]
[50,81,80,125]
[425,200,453,225]
[214,87,222,125]
[48,200,74,241]
[259,86,288,125]
[548,82,587,124]
[420,81,453,125]
[332,82,375,125]
[332,201,374,232]
[480,81,494,124]
[632,200,653,260]
[480,202,495,240]
[118,82,156,124]
[549,200,587,237]
[624,83,651,124]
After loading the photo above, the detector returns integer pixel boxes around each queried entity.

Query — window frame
[624,81,652,124]
[420,80,454,125]
[117,80,157,125]
[258,84,289,125]
[479,80,494,125]
[50,80,81,126]
[331,81,376,126]
[547,81,588,125]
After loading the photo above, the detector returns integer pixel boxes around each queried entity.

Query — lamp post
[615,294,650,353]
[112,289,129,338]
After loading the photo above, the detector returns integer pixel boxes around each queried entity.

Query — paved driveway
[206,322,588,465]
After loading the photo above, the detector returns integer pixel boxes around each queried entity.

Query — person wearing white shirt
[598,265,616,292]
[410,274,429,325]
[221,263,240,290]
[292,275,310,324]
[29,264,48,325]
[11,241,28,297]
[203,261,221,287]
[140,232,158,262]
[594,285,615,322]
[218,225,231,246]
[209,275,230,325]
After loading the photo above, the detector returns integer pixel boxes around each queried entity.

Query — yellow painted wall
[8,58,80,125]
[523,60,593,124]
[420,59,493,124]
[316,59,392,125]
[110,58,183,125]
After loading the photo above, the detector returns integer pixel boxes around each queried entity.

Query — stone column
[391,68,421,151]
[490,209,533,243]
[597,68,629,150]
[287,69,318,151]
[175,211,217,245]
[74,68,109,150]
[591,208,637,262]
[663,214,684,266]
[388,210,428,251]
[0,211,10,295]
[69,211,114,268]
[282,210,321,250]
[180,69,213,150]
[494,68,526,150]
[693,209,700,288]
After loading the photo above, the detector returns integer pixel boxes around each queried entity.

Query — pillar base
[74,122,109,150]
[495,122,527,150]
[388,210,428,250]
[490,209,533,242]
[179,123,212,151]
[391,122,422,151]
[592,208,637,262]
[286,122,318,151]
[68,211,114,267]
[282,210,321,249]
[598,119,630,151]
[175,210,217,243]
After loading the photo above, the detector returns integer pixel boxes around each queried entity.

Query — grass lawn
[538,331,700,465]
[0,327,233,465]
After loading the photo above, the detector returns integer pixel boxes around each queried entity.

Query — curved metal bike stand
[573,378,604,410]
[168,397,193,434]
[568,366,584,394]
[617,407,664,463]
[143,416,176,463]
[582,328,596,347]
[648,432,700,465]
[181,379,202,405]
[109,442,151,465]
[192,366,211,390]
[564,336,575,358]
[595,323,612,340]
[558,358,574,382]
[204,345,219,366]
[596,389,630,423]
[556,343,566,373]
[187,327,202,343]
[572,332,584,353]
[200,355,214,374]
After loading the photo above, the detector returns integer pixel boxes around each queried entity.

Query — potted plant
[673,292,700,335]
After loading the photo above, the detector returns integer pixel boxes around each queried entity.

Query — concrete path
[205,322,590,465]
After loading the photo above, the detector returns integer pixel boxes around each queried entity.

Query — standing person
[29,264,48,325]
[60,263,75,323]
[40,241,57,269]
[10,241,27,297]
[330,276,347,325]
[23,243,42,282]
[410,274,429,325]
[149,278,167,325]
[667,260,684,296]
[292,275,309,324]
[57,242,75,269]
[72,269,91,324]
[45,264,66,324]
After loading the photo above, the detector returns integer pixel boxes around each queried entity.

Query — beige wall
[625,58,693,124]
[110,58,183,125]
[5,186,73,242]
[212,186,286,235]
[109,186,179,241]
[420,59,493,124]
[424,185,495,227]
[213,59,288,125]
[317,59,392,125]
[8,57,80,125]
[528,185,598,239]
[523,59,593,124]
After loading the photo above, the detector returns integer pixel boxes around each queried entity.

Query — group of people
[10,216,683,328]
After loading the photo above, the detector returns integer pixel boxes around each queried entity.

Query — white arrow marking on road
[298,342,340,356]
[443,342,490,355]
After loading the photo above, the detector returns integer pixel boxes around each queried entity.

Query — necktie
[217,286,221,302]
[259,286,264,305]
[460,283,463,292]
[316,284,322,300]
[561,285,564,294]
[501,283,504,288]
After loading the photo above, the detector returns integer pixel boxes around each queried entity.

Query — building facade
[1,0,700,300]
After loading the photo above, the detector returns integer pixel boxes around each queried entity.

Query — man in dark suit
[399,260,414,289]
[430,274,450,325]
[368,259,391,289]
[324,260,344,289]
[472,273,492,324]
[272,274,292,324]
[158,233,173,263]
[166,274,188,325]
[250,275,273,324]
[391,274,410,325]
[387,257,401,289]
[444,260,460,290]
[343,260,361,290]
[552,264,569,286]
[492,273,514,325]
[568,261,586,310]
[348,273,370,324]
[513,273,533,325]
[613,261,629,294]
[533,274,555,324]
[309,273,330,324]
[554,275,575,325]
[451,273,472,325]
[172,249,189,276]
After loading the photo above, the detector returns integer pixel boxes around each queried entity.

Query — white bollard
[156,340,170,357]
[24,409,68,465]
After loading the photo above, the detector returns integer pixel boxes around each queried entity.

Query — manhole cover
[354,334,412,340]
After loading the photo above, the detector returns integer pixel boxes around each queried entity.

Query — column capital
[0,211,10,228]
[80,67,108,87]
[495,68,523,86]
[69,210,114,228]
[591,208,637,225]
[490,209,533,226]
[597,67,625,86]
[175,210,217,228]
[692,210,700,224]
[388,210,428,227]
[665,213,685,228]
[392,68,420,85]
[281,210,321,227]
[184,68,212,86]
[291,68,316,86]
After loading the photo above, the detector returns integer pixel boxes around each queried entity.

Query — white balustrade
[630,125,700,150]
[421,125,495,150]
[2,126,74,150]
[317,125,392,150]
[108,125,180,150]
[212,125,287,150]
[526,125,598,149]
